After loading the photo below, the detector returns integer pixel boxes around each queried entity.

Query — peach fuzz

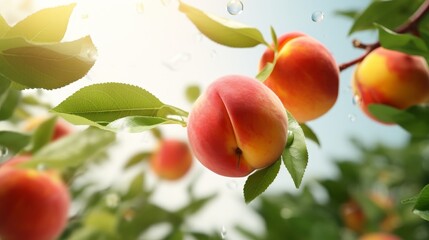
[353,47,429,122]
[259,32,339,123]
[0,166,70,240]
[150,139,193,180]
[187,75,288,177]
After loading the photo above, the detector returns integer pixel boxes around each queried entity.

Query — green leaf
[368,104,429,137]
[255,62,274,82]
[334,9,359,19]
[412,184,429,221]
[270,26,278,52]
[124,151,152,169]
[29,116,57,153]
[282,112,309,188]
[299,123,320,146]
[0,16,10,36]
[21,127,115,170]
[244,160,281,204]
[177,193,217,216]
[0,78,10,104]
[123,173,145,200]
[0,36,96,89]
[2,4,76,42]
[349,0,424,34]
[178,1,267,48]
[0,131,31,154]
[52,83,188,131]
[185,84,201,104]
[0,88,20,120]
[84,209,117,234]
[376,24,429,56]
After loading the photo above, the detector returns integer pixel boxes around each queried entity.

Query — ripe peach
[358,233,401,240]
[259,32,339,122]
[353,47,429,122]
[150,139,193,180]
[187,75,288,177]
[0,155,31,168]
[23,116,73,141]
[0,167,70,240]
[340,193,399,233]
[341,200,365,233]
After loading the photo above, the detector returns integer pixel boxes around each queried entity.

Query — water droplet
[352,95,361,105]
[162,52,191,71]
[136,1,144,13]
[348,114,356,122]
[226,180,238,190]
[86,48,98,61]
[37,164,46,171]
[221,226,227,239]
[311,11,324,22]
[281,207,293,219]
[227,0,243,15]
[286,130,294,147]
[210,49,217,59]
[0,146,8,163]
[105,193,120,208]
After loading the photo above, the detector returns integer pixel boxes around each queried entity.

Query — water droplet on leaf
[86,48,98,61]
[0,146,8,163]
[37,164,46,171]
[227,0,243,15]
[311,11,324,22]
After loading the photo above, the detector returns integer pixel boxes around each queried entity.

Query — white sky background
[0,0,410,239]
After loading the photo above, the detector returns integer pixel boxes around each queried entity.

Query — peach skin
[0,167,70,240]
[359,233,401,240]
[187,75,288,177]
[23,116,73,141]
[150,139,193,180]
[353,47,429,122]
[260,32,339,122]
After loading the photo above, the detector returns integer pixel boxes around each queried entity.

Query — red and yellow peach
[187,75,288,177]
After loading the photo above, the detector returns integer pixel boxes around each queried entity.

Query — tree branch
[338,0,429,72]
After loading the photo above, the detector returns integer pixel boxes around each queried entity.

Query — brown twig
[338,0,429,72]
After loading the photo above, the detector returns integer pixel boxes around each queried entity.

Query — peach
[358,233,401,240]
[23,116,73,141]
[340,193,399,233]
[259,32,339,122]
[150,139,193,180]
[0,166,70,240]
[187,75,288,177]
[353,47,429,122]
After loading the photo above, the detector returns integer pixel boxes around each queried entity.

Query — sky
[0,0,411,239]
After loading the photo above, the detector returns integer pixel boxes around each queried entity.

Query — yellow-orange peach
[150,139,193,180]
[259,32,339,122]
[23,116,73,141]
[353,47,429,122]
[0,166,70,240]
[359,233,401,240]
[187,75,288,177]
